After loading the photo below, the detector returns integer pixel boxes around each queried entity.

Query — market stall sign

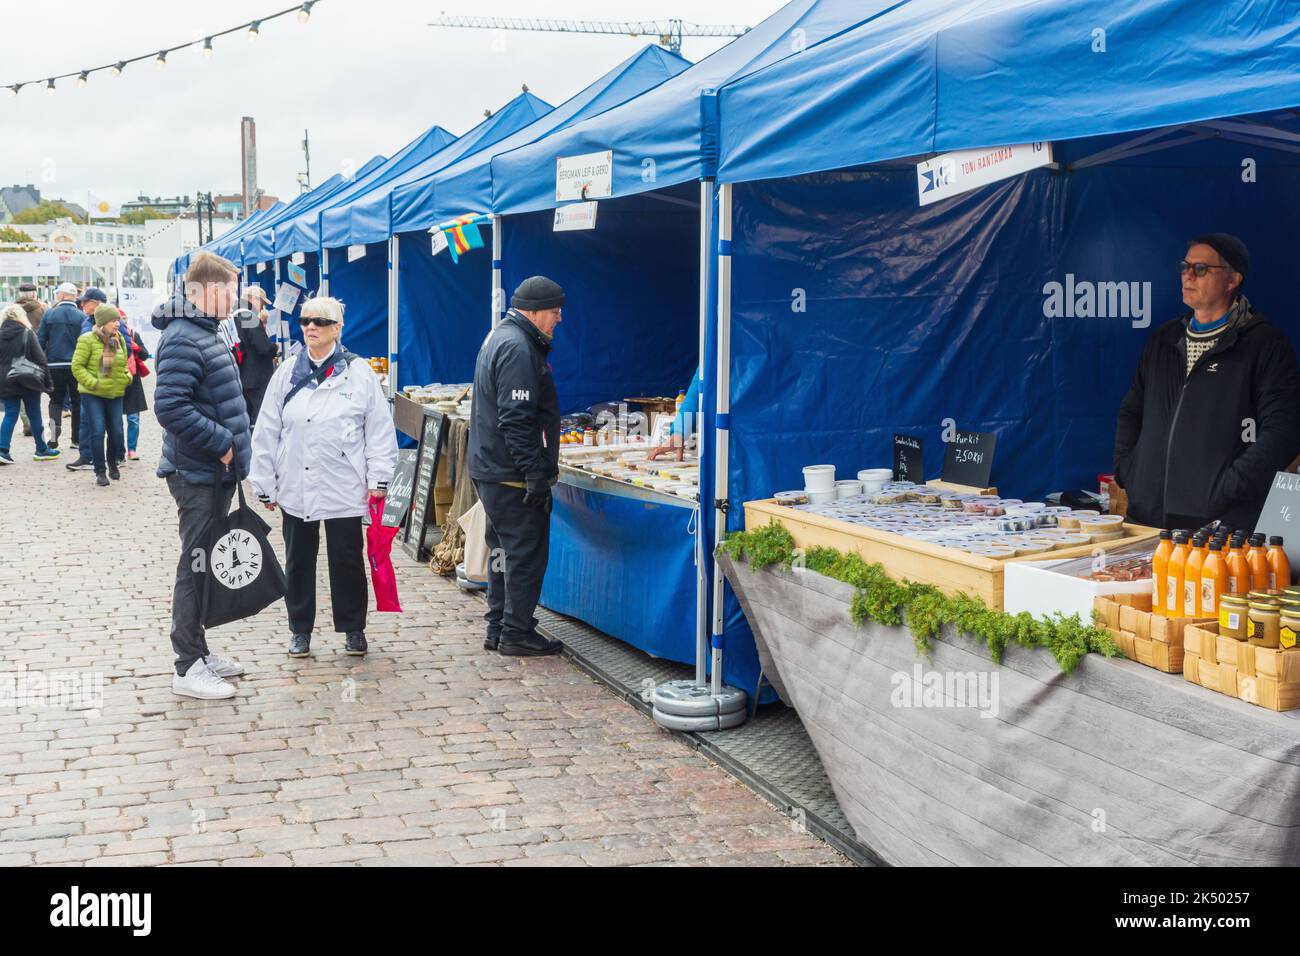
[347,244,366,262]
[287,261,307,286]
[403,410,449,562]
[0,252,60,276]
[893,433,925,483]
[555,150,612,202]
[272,283,300,315]
[382,449,419,529]
[917,142,1052,207]
[941,430,996,488]
[554,201,599,232]
[1253,471,1300,580]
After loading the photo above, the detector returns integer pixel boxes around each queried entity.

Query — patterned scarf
[1185,294,1251,376]
[95,326,121,376]
[288,341,345,393]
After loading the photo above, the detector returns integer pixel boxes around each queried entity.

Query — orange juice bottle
[1248,533,1270,591]
[1151,531,1173,617]
[1226,535,1249,596]
[1201,542,1227,616]
[1167,532,1189,617]
[1268,536,1291,590]
[1184,534,1207,617]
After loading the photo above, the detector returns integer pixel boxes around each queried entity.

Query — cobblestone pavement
[0,393,844,867]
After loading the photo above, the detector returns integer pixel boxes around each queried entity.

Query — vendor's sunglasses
[1179,260,1231,278]
[300,317,338,327]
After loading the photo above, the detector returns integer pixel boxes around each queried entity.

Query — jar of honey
[1281,609,1300,650]
[1219,595,1249,640]
[1248,601,1281,648]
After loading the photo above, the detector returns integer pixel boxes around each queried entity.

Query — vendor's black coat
[1114,307,1300,530]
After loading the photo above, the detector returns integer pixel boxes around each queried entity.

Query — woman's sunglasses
[1178,260,1232,278]
[300,317,339,328]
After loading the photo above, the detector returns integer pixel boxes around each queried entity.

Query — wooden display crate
[1178,619,1300,711]
[744,498,1159,611]
[1097,597,1215,673]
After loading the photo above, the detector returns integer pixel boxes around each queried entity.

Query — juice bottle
[1247,533,1270,592]
[1268,536,1291,591]
[1226,535,1249,596]
[1151,531,1173,617]
[1167,532,1189,617]
[1201,542,1228,617]
[1184,534,1207,617]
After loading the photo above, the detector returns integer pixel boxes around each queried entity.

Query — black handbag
[198,479,287,628]
[6,331,46,392]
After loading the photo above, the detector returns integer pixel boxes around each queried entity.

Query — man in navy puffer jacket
[152,251,253,701]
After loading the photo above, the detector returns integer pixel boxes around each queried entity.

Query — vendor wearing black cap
[1114,234,1300,530]
[468,276,565,657]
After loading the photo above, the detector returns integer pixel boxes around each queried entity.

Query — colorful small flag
[434,214,489,264]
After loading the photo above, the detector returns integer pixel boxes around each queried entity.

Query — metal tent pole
[320,246,330,297]
[388,235,400,399]
[273,257,283,360]
[491,214,504,329]
[695,178,714,687]
[711,182,733,697]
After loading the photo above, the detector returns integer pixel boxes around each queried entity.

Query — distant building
[121,195,195,218]
[0,184,42,223]
[214,192,280,221]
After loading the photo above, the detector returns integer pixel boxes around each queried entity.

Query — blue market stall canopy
[394,45,691,230]
[239,162,383,265]
[489,0,898,216]
[208,202,285,263]
[322,92,553,249]
[270,126,457,260]
[716,0,1300,184]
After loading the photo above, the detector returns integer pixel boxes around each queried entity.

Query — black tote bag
[199,479,287,628]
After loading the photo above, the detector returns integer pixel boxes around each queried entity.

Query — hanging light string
[6,1,318,96]
[0,216,194,255]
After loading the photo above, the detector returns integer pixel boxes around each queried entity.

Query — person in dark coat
[236,285,277,427]
[35,282,83,452]
[0,303,59,464]
[118,310,151,461]
[152,251,253,702]
[468,276,565,657]
[1114,234,1300,530]
[15,283,45,438]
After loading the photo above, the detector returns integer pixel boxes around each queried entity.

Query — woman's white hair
[0,303,29,327]
[301,296,345,325]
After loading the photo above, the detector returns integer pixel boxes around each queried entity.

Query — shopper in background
[250,296,397,659]
[15,283,46,439]
[77,287,108,333]
[71,305,132,487]
[1114,234,1300,529]
[153,251,251,701]
[118,309,151,462]
[0,303,59,464]
[468,276,565,657]
[236,285,277,427]
[36,282,83,454]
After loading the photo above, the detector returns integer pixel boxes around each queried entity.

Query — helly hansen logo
[511,389,530,401]
[1206,363,1219,372]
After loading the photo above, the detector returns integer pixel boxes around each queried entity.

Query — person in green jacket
[72,304,133,486]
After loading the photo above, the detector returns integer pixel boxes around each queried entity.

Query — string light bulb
[202,37,213,57]
[46,78,55,95]
[77,71,89,88]
[155,50,167,70]
[298,2,315,23]
[7,84,19,97]
[248,20,261,41]
[112,61,125,77]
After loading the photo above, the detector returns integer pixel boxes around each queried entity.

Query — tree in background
[12,200,84,225]
[119,207,169,225]
[0,226,34,243]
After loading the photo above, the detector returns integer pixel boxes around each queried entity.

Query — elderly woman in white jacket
[249,296,397,658]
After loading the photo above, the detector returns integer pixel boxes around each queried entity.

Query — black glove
[523,474,552,512]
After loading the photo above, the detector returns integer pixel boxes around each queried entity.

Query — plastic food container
[803,465,836,492]
[774,491,809,506]
[807,489,836,504]
[836,480,863,499]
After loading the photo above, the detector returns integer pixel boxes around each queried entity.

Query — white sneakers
[172,655,245,700]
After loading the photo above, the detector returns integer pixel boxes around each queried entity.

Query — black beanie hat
[1190,233,1249,281]
[511,275,565,311]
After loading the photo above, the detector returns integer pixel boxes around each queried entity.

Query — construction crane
[428,15,750,53]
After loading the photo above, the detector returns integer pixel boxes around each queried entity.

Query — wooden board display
[743,497,1159,611]
[382,449,419,529]
[403,410,448,562]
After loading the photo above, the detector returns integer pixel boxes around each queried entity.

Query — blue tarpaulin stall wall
[717,0,1300,183]
[332,93,553,249]
[208,204,285,263]
[402,45,691,230]
[325,242,390,360]
[723,145,1300,516]
[541,483,699,666]
[489,0,899,216]
[395,228,491,391]
[239,174,347,265]
[500,187,699,413]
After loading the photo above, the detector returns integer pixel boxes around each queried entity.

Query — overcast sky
[1,0,785,207]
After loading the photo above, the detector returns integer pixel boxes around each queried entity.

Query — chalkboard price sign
[1252,471,1300,587]
[941,430,996,489]
[382,449,419,529]
[402,410,448,562]
[893,434,924,483]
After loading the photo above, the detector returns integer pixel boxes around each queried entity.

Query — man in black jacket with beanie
[1114,234,1300,531]
[469,276,564,656]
